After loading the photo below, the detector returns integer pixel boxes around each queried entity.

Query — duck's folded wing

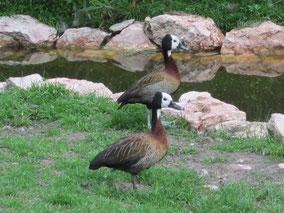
[95,134,150,169]
[117,72,165,103]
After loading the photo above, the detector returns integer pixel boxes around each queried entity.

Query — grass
[209,136,284,161]
[0,0,283,33]
[202,155,230,164]
[0,85,284,212]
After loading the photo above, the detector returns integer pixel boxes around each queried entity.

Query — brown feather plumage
[117,65,180,108]
[89,128,167,174]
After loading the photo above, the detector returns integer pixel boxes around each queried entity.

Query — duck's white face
[170,35,180,50]
[167,35,181,57]
[161,92,173,108]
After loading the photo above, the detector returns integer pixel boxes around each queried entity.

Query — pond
[0,49,284,122]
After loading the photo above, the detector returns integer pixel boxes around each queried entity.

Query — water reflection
[0,50,283,121]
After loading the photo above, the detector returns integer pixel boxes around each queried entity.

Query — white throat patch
[167,50,172,57]
[157,109,161,119]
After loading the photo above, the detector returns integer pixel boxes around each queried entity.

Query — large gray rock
[105,22,156,51]
[0,15,57,48]
[7,74,43,89]
[45,78,113,98]
[144,14,224,51]
[221,21,284,55]
[162,91,246,133]
[212,120,268,138]
[0,82,6,93]
[56,27,110,49]
[109,19,135,33]
[268,113,284,142]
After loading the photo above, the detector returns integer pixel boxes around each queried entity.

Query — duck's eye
[163,98,167,101]
[173,40,177,42]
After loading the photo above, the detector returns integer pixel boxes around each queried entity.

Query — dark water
[0,51,284,121]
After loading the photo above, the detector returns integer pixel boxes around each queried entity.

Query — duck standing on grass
[89,92,184,189]
[117,34,189,128]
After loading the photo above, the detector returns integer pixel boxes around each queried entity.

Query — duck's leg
[131,174,137,190]
[146,108,151,129]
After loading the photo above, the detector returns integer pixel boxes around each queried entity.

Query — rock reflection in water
[0,50,57,65]
[0,50,284,121]
[221,55,284,78]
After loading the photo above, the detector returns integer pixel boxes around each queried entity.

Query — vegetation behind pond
[0,0,283,33]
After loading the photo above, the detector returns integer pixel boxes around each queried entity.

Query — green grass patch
[0,85,283,212]
[209,136,284,160]
[202,155,230,164]
[182,146,199,155]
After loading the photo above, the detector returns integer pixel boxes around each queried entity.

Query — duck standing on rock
[117,34,189,128]
[89,92,184,189]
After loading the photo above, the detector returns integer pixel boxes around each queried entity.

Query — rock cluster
[1,74,283,141]
[1,14,283,55]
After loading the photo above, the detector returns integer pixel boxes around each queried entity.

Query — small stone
[278,163,284,169]
[236,164,252,170]
[268,113,284,142]
[236,159,245,163]
[201,169,209,176]
[202,137,214,143]
[204,184,219,190]
[215,138,224,142]
[0,82,6,93]
[1,125,11,130]
[109,19,135,33]
[227,164,252,171]
[7,74,43,90]
[190,143,195,146]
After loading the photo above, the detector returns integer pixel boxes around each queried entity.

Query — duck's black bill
[178,43,189,51]
[169,101,184,111]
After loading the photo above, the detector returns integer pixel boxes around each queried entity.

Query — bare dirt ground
[1,123,283,190]
[163,135,284,189]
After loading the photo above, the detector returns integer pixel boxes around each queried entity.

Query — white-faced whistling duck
[89,92,184,189]
[117,34,189,128]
